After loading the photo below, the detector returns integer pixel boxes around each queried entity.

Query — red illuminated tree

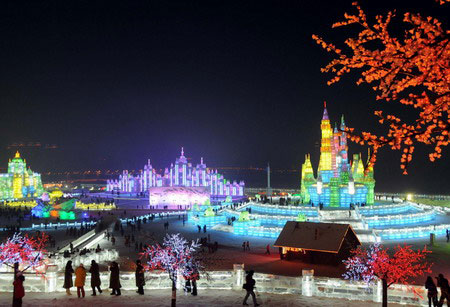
[0,232,48,303]
[312,1,449,174]
[0,232,48,273]
[343,243,432,307]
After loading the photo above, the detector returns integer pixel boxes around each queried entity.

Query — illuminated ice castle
[300,103,375,207]
[0,151,44,200]
[107,148,245,199]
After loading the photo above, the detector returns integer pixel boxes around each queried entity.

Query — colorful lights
[75,201,116,210]
[31,198,79,220]
[249,203,318,217]
[107,149,245,199]
[238,211,250,222]
[233,219,261,235]
[141,233,202,306]
[0,151,44,200]
[149,186,210,209]
[318,102,333,175]
[0,232,48,272]
[364,210,435,228]
[204,206,215,217]
[213,200,443,242]
[300,104,375,207]
[59,211,76,220]
[49,190,63,200]
[297,213,307,222]
[1,200,37,208]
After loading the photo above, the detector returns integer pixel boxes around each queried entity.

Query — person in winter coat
[436,273,449,307]
[89,260,102,296]
[242,270,259,306]
[135,260,145,295]
[13,273,25,307]
[191,269,199,296]
[425,276,438,307]
[109,261,121,296]
[75,263,87,298]
[63,261,75,295]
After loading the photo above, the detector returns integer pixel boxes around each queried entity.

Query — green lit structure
[0,152,44,200]
[300,103,375,207]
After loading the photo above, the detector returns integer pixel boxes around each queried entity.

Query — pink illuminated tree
[343,243,432,307]
[0,232,48,273]
[141,233,201,307]
[0,232,48,302]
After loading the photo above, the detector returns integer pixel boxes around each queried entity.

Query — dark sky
[0,0,448,193]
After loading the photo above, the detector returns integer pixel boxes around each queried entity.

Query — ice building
[0,151,44,200]
[107,148,245,199]
[300,103,375,207]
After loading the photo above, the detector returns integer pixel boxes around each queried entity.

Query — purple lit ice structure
[107,148,245,201]
[149,186,209,209]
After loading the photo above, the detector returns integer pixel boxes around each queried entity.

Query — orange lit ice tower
[300,103,375,207]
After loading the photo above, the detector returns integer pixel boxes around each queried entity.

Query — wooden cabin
[274,221,360,265]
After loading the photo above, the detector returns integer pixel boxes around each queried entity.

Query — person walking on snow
[89,260,102,296]
[12,273,25,307]
[242,270,259,306]
[75,263,87,298]
[436,273,449,306]
[109,261,122,296]
[135,260,145,295]
[63,261,74,295]
[425,276,438,307]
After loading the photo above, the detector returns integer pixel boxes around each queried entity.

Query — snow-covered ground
[0,289,415,307]
[1,195,449,297]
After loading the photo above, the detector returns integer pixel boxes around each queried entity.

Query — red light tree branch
[313,1,449,174]
[0,232,49,273]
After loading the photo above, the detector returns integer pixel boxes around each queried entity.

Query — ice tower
[300,103,375,207]
[318,102,333,182]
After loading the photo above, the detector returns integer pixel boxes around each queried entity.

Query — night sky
[0,0,448,193]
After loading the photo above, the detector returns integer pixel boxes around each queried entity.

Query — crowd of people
[63,260,116,297]
[0,205,28,233]
[78,194,116,206]
[60,259,150,298]
[10,264,449,306]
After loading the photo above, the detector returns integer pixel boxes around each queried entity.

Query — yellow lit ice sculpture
[300,102,375,207]
[0,151,44,200]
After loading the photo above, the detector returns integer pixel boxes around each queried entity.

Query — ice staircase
[318,209,380,243]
